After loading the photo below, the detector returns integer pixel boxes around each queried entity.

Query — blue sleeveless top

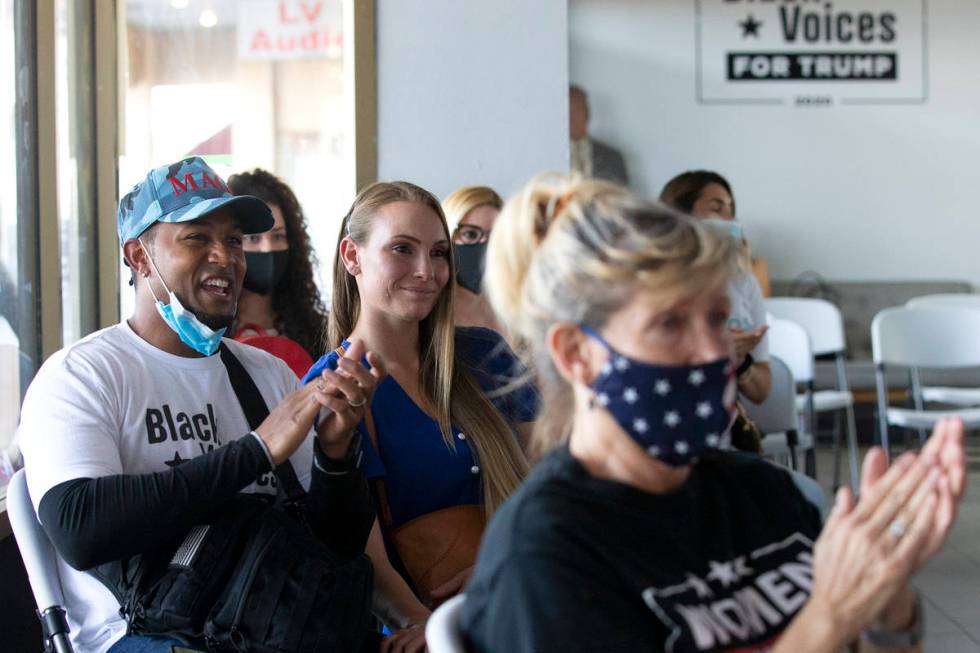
[302,327,538,527]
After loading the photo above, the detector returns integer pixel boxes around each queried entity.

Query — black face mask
[244,250,290,295]
[454,242,487,294]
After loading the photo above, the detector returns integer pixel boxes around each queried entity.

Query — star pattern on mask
[696,401,713,419]
[589,358,731,464]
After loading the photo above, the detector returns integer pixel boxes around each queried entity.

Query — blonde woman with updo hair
[461,175,966,652]
[300,181,535,651]
[442,185,505,333]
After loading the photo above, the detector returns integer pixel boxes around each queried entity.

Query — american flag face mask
[581,326,737,466]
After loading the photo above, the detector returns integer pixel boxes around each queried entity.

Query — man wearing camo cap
[18,157,382,653]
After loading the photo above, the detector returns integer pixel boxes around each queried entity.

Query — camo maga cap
[117,156,273,243]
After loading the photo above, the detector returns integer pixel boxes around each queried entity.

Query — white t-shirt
[727,272,770,362]
[18,322,314,653]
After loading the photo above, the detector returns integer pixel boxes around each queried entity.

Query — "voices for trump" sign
[696,0,927,106]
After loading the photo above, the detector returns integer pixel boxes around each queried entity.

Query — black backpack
[92,344,374,652]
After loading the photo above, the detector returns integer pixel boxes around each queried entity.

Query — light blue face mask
[140,240,227,356]
[702,217,744,241]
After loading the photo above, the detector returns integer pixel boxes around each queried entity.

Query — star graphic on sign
[664,411,681,427]
[685,573,713,599]
[688,369,706,386]
[695,401,714,419]
[674,440,690,455]
[707,559,741,587]
[165,451,188,467]
[633,417,649,434]
[654,379,671,396]
[739,13,763,38]
[623,387,639,404]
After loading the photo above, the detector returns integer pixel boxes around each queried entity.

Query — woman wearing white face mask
[661,171,770,414]
[461,175,967,653]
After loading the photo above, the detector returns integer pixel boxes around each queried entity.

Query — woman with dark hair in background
[661,170,771,408]
[660,170,770,295]
[228,168,329,371]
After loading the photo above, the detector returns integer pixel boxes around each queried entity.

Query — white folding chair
[765,297,860,491]
[425,594,467,653]
[872,306,980,458]
[763,317,819,478]
[906,293,980,310]
[742,355,806,471]
[7,469,74,653]
[904,294,980,407]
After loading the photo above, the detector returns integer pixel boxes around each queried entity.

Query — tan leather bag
[334,347,486,604]
[364,410,485,605]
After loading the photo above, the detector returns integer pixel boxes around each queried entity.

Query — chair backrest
[764,297,846,356]
[742,355,797,434]
[425,594,467,653]
[765,316,814,384]
[7,469,67,614]
[906,293,980,311]
[872,305,980,368]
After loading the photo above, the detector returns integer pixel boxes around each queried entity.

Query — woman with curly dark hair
[227,168,329,368]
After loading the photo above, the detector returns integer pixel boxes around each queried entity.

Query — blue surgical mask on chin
[140,239,227,356]
[582,326,736,466]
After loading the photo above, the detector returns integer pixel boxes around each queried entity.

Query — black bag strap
[219,343,305,501]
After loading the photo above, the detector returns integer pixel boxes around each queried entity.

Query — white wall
[376,0,568,200]
[570,0,980,286]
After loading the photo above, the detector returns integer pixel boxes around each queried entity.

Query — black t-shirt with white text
[461,446,822,653]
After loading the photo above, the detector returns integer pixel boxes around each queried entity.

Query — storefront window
[0,0,27,485]
[56,0,100,346]
[120,0,353,318]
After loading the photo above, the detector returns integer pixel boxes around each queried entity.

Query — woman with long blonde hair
[461,175,965,652]
[301,181,534,651]
[442,185,505,333]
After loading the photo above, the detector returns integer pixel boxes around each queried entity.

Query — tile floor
[809,433,980,651]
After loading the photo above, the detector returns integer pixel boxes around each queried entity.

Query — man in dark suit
[569,85,629,187]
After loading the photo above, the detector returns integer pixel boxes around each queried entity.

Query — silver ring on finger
[316,381,326,392]
[348,397,366,407]
[888,519,907,539]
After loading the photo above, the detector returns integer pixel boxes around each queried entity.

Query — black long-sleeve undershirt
[37,434,374,571]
